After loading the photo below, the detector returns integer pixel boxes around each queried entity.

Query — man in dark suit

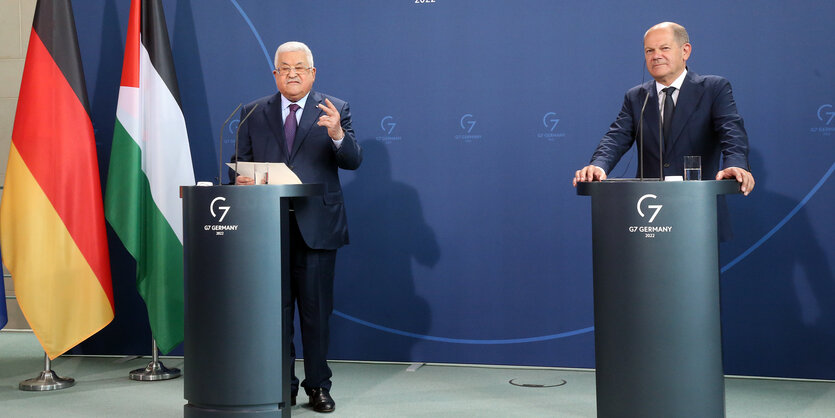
[233,41,362,413]
[573,22,755,195]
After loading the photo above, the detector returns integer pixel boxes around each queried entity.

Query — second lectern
[577,180,740,417]
[182,184,322,417]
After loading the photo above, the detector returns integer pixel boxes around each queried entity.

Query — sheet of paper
[226,162,302,185]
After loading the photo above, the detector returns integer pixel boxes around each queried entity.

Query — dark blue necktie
[661,87,676,147]
[284,103,300,154]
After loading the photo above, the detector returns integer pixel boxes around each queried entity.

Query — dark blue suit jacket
[590,71,749,179]
[234,90,362,249]
[589,71,749,240]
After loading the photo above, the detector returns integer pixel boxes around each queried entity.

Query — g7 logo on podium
[637,194,662,223]
[210,197,230,223]
[205,197,238,235]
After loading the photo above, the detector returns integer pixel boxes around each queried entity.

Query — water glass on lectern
[684,156,701,181]
[254,163,269,185]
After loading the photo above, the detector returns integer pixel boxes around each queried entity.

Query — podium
[182,184,322,417]
[577,180,740,418]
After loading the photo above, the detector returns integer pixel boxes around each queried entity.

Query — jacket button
[663,163,670,168]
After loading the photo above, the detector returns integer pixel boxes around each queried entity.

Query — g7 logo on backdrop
[228,119,240,134]
[381,116,396,135]
[455,113,482,141]
[460,114,476,133]
[210,197,230,222]
[817,104,834,125]
[543,112,560,132]
[376,115,403,143]
[636,194,662,223]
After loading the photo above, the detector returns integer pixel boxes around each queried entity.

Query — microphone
[658,88,670,181]
[217,103,242,185]
[233,103,260,183]
[638,90,650,181]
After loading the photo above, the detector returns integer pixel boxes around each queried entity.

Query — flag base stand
[19,354,75,391]
[130,338,181,381]
[129,361,181,381]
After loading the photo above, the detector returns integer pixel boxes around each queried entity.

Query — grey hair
[645,22,690,46]
[274,41,314,69]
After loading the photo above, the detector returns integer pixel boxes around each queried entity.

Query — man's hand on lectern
[236,175,255,185]
[715,167,755,196]
[573,165,607,187]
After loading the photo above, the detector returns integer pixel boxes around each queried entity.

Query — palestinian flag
[0,0,114,359]
[104,0,194,354]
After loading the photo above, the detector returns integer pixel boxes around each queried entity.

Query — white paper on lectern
[226,162,302,185]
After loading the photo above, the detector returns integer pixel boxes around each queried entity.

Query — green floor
[1,331,833,417]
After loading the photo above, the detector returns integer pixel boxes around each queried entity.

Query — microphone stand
[638,90,650,181]
[217,104,242,185]
[233,104,260,183]
[658,90,665,181]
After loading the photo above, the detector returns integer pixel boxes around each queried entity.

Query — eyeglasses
[275,66,311,76]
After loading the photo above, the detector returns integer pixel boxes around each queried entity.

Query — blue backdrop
[68,0,834,380]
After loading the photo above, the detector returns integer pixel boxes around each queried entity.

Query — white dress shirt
[655,69,688,122]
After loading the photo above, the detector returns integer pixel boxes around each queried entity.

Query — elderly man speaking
[233,41,362,413]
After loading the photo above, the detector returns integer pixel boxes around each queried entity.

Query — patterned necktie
[284,103,300,154]
[661,86,676,147]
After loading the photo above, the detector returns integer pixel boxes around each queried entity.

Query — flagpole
[19,353,75,391]
[129,338,181,381]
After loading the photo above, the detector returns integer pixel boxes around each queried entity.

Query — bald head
[645,22,689,47]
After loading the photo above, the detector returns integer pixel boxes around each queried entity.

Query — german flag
[0,0,114,359]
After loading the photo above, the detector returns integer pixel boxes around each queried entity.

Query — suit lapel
[263,93,289,162]
[291,90,324,158]
[668,71,705,151]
